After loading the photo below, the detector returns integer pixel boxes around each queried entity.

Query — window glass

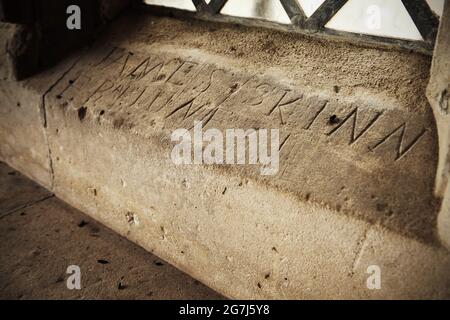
[325,0,423,41]
[144,0,196,12]
[220,0,291,24]
[296,0,326,17]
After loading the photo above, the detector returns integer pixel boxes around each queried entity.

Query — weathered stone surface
[38,13,448,298]
[2,12,449,298]
[0,165,222,299]
[46,39,439,243]
[0,80,52,188]
[352,226,450,299]
[0,51,80,189]
[0,161,51,216]
[427,1,450,249]
[440,185,450,249]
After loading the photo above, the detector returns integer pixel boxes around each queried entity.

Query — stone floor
[0,161,223,300]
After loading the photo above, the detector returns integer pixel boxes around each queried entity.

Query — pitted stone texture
[2,12,448,299]
[47,42,439,243]
[0,161,51,216]
[40,13,449,299]
[0,81,52,188]
[0,53,80,189]
[0,22,21,81]
[0,186,222,299]
[352,227,450,299]
[43,109,450,299]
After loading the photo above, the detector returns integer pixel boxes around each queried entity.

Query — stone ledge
[1,12,449,299]
[0,161,221,300]
[427,1,450,249]
[45,33,439,243]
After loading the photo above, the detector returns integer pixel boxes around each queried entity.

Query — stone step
[0,162,222,299]
[1,11,449,299]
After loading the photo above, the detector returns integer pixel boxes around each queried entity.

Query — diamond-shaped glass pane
[296,0,326,17]
[325,0,423,41]
[220,0,291,24]
[144,0,196,12]
[426,0,444,17]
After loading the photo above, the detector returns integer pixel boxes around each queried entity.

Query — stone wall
[0,0,131,80]
[1,7,449,299]
[427,0,450,249]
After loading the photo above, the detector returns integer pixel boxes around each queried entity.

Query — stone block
[39,13,449,298]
